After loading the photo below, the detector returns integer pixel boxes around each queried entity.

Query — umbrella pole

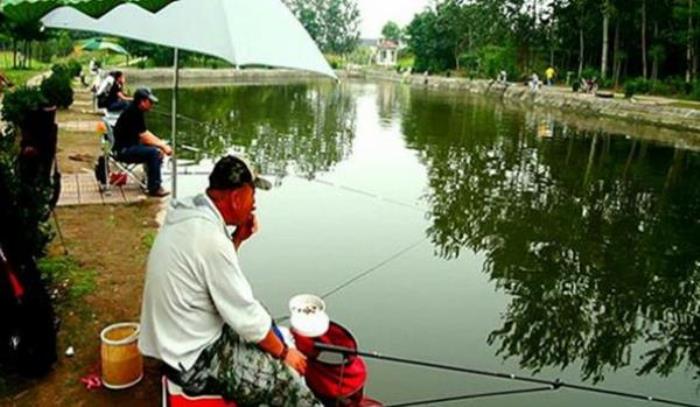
[171,48,179,198]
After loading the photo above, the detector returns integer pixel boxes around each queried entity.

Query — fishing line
[385,386,555,407]
[275,237,427,322]
[320,237,428,300]
[300,176,428,214]
[315,344,700,407]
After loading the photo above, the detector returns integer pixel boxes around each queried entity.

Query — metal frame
[99,113,147,193]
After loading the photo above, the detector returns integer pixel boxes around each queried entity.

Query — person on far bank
[545,66,556,86]
[113,88,172,197]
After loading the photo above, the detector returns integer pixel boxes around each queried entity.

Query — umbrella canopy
[0,0,176,24]
[40,0,336,78]
[9,0,335,197]
[77,37,128,54]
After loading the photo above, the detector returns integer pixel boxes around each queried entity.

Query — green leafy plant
[1,86,48,126]
[624,80,637,99]
[40,73,74,109]
[66,59,82,78]
[0,127,54,261]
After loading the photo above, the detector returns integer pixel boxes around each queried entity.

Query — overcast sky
[357,0,430,39]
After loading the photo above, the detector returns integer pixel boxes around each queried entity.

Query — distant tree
[381,21,402,43]
[284,0,326,48]
[284,0,360,54]
[323,0,360,54]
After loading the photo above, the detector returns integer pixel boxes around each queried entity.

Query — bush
[598,78,614,90]
[40,73,73,109]
[478,45,518,80]
[581,67,598,80]
[624,78,652,99]
[690,81,700,101]
[325,54,346,70]
[66,59,82,77]
[1,86,48,126]
[51,63,70,78]
[50,61,81,79]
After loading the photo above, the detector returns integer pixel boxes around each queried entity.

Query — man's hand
[283,348,308,376]
[161,144,173,156]
[232,215,258,249]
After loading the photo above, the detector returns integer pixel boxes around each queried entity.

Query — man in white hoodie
[139,155,320,406]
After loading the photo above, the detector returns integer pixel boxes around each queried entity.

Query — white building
[375,39,398,67]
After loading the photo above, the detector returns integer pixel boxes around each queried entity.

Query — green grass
[142,230,157,250]
[397,55,415,71]
[4,69,45,87]
[38,256,96,306]
[669,101,700,110]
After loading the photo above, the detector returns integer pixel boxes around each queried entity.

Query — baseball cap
[133,87,159,103]
[209,155,272,191]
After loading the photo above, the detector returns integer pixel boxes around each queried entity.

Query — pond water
[148,80,700,406]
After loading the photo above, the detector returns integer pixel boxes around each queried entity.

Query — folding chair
[99,112,148,193]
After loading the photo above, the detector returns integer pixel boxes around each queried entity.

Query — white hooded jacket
[138,194,271,370]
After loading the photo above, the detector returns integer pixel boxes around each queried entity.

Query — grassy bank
[2,202,162,407]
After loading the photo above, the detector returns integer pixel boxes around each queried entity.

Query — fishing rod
[385,387,556,407]
[315,343,700,407]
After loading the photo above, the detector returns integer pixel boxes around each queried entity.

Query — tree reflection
[151,82,356,180]
[402,91,700,383]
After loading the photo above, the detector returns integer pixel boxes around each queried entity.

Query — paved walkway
[58,173,147,206]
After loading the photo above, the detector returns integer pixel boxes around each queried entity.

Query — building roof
[377,39,398,50]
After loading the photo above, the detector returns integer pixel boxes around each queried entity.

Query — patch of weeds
[142,230,157,250]
[38,256,96,306]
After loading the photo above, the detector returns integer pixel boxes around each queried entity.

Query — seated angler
[97,71,132,112]
[112,88,172,197]
[139,155,321,406]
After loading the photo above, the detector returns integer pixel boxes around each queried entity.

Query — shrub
[624,81,637,99]
[1,86,48,126]
[40,72,73,108]
[478,45,518,80]
[598,78,614,90]
[690,81,700,101]
[649,80,671,96]
[66,59,82,77]
[580,67,598,80]
[624,78,651,98]
[51,63,70,78]
[325,54,346,70]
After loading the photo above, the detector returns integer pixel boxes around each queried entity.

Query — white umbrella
[41,0,335,196]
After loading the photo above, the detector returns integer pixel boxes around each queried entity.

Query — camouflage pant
[177,326,322,407]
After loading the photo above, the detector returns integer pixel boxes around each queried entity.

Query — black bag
[94,156,107,185]
[97,92,109,109]
[0,247,57,377]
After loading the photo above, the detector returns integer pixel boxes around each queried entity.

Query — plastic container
[100,322,143,389]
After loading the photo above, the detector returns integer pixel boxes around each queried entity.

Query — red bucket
[293,322,382,406]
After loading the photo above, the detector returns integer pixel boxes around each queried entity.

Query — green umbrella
[0,0,177,25]
[78,37,128,54]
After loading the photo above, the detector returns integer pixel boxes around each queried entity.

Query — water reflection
[149,81,699,385]
[151,82,356,180]
[401,92,700,383]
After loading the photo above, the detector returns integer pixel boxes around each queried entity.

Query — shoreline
[99,67,700,148]
[345,68,700,136]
